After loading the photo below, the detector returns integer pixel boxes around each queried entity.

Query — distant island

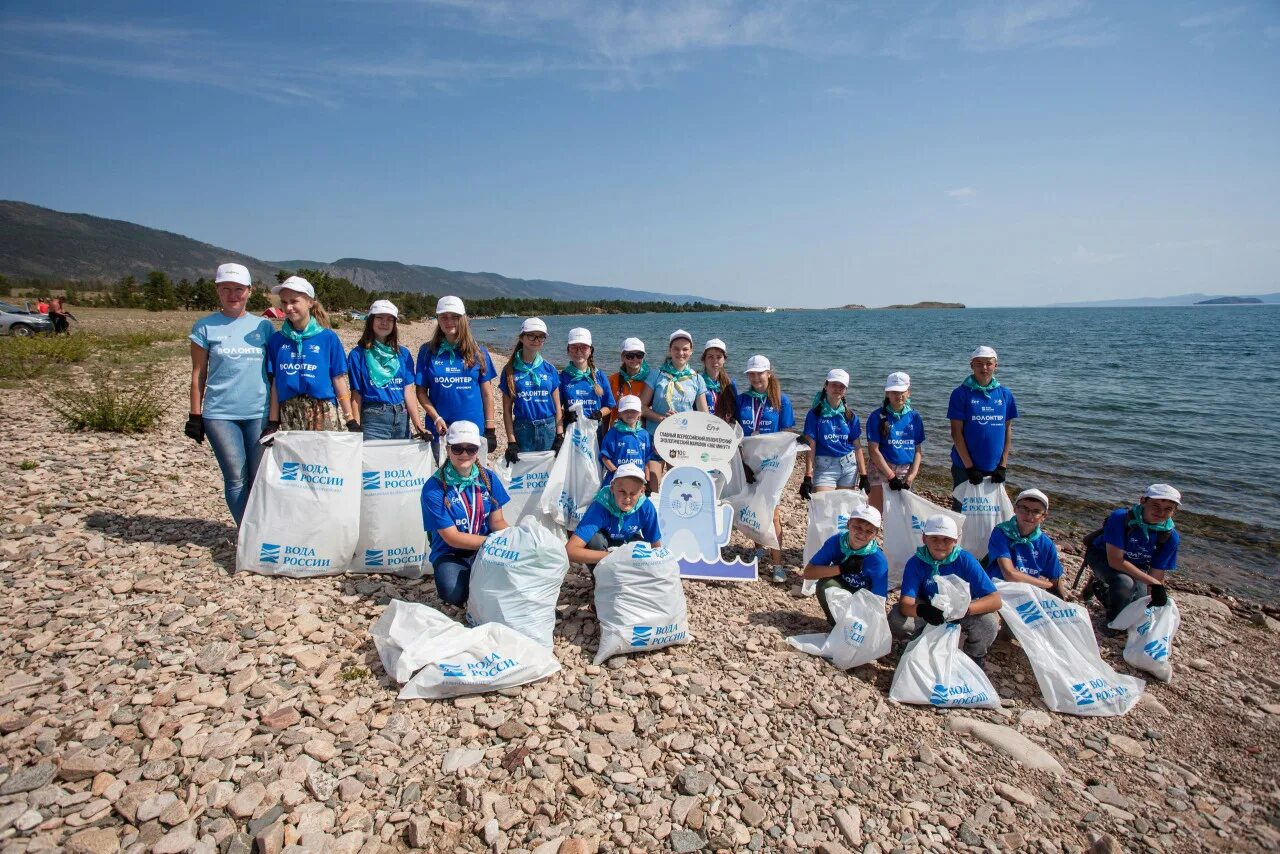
[837,303,868,310]
[1195,296,1262,305]
[882,301,965,310]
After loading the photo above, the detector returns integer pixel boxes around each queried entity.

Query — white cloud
[1179,6,1246,29]
[946,187,977,200]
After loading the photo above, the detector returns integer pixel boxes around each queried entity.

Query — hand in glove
[563,411,577,427]
[1149,584,1169,607]
[966,467,984,485]
[799,476,814,500]
[260,421,280,446]
[184,414,204,444]
[858,474,870,492]
[888,475,905,491]
[345,419,362,433]
[589,410,602,420]
[915,600,946,626]
[504,444,520,465]
[412,427,432,441]
[990,465,1007,484]
[743,463,756,485]
[484,427,497,450]
[551,433,564,453]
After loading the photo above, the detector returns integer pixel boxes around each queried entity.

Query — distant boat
[498,313,518,318]
[762,306,777,313]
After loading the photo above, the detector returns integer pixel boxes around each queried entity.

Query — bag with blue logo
[951,479,1014,560]
[881,490,964,589]
[786,588,891,669]
[494,450,559,529]
[1108,596,1181,683]
[728,432,799,549]
[466,518,570,648]
[799,490,869,596]
[889,575,1001,709]
[996,581,1144,715]
[540,408,602,532]
[237,431,363,577]
[372,599,561,700]
[349,439,436,578]
[593,542,691,664]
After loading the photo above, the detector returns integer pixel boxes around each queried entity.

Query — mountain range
[0,201,721,304]
[1047,291,1280,307]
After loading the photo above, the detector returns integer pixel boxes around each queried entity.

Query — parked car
[0,303,54,336]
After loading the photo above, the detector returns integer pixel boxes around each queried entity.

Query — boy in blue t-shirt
[799,505,889,627]
[1083,483,1181,622]
[599,395,652,484]
[567,464,662,568]
[948,345,1018,488]
[985,488,1064,594]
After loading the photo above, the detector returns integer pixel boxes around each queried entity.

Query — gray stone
[0,762,57,795]
[948,717,1065,775]
[670,829,706,853]
[676,768,714,796]
[442,748,485,774]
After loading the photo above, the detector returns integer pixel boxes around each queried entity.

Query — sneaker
[772,565,789,584]
[1083,579,1107,603]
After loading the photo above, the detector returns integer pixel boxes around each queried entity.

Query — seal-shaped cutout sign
[653,411,740,473]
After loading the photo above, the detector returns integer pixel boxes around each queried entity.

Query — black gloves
[1149,584,1169,607]
[857,474,870,492]
[412,427,432,441]
[743,464,756,485]
[888,475,905,491]
[184,414,204,444]
[504,444,520,465]
[563,411,577,427]
[915,600,946,626]
[966,467,984,485]
[551,433,564,453]
[990,465,1007,484]
[799,476,814,500]
[484,427,497,450]
[260,421,280,445]
[589,410,602,420]
[345,419,362,433]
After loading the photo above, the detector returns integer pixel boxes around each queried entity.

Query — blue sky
[1,1,1277,307]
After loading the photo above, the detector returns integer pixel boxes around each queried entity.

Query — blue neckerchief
[1128,505,1174,537]
[513,351,545,386]
[996,518,1040,547]
[915,545,962,572]
[595,486,648,520]
[962,375,1000,396]
[839,534,879,560]
[812,391,845,418]
[365,341,399,388]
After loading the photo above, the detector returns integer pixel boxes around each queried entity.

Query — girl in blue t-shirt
[643,330,709,490]
[866,371,926,513]
[347,300,428,441]
[263,276,355,438]
[414,296,499,451]
[420,421,511,607]
[800,367,867,499]
[566,464,662,568]
[599,395,653,484]
[736,354,795,576]
[700,338,737,422]
[500,317,563,460]
[559,327,615,429]
[798,505,890,627]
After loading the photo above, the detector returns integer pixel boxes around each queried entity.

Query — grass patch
[48,370,167,433]
[19,460,37,470]
[339,665,370,682]
[0,331,183,383]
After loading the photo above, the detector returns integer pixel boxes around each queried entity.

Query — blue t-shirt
[189,312,274,419]
[347,345,415,406]
[808,536,890,597]
[645,369,708,432]
[415,344,498,428]
[1100,508,1179,572]
[574,497,662,546]
[866,407,926,466]
[265,328,348,404]
[560,368,616,418]
[502,361,561,423]
[947,384,1018,471]
[986,527,1063,581]
[803,407,860,458]
[599,427,653,481]
[420,471,510,564]
[901,550,997,603]
[737,392,795,437]
[704,378,737,411]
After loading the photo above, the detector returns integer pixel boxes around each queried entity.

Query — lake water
[474,305,1280,597]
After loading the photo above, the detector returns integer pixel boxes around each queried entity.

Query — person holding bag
[799,506,889,627]
[985,488,1064,595]
[415,296,499,451]
[347,300,428,440]
[800,368,867,499]
[559,327,615,428]
[736,354,795,579]
[866,371,925,513]
[948,346,1018,489]
[263,276,355,437]
[1082,484,1181,622]
[500,318,563,460]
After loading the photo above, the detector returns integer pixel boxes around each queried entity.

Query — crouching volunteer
[799,506,889,627]
[501,317,562,461]
[347,300,428,440]
[891,515,1002,669]
[420,421,510,606]
[800,368,867,499]
[599,396,652,484]
[985,489,1064,595]
[263,276,355,437]
[566,464,662,567]
[1083,484,1181,622]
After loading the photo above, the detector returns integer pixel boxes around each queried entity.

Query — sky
[1,1,1277,308]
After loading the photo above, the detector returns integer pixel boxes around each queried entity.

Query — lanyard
[750,398,765,433]
[454,484,485,534]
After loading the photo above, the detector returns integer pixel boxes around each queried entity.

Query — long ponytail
[879,396,891,439]
[311,300,331,328]
[586,349,603,397]
[766,373,782,412]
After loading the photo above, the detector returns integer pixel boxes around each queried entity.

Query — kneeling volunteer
[799,505,889,627]
[566,464,662,566]
[890,514,1002,669]
[985,488,1064,595]
[420,421,510,607]
[1083,483,1181,622]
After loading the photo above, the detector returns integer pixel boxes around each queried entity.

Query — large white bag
[594,543,691,664]
[799,490,869,596]
[729,432,799,549]
[466,518,570,648]
[997,581,1144,715]
[1108,596,1181,683]
[350,440,436,577]
[372,599,561,699]
[881,490,964,589]
[787,588,890,669]
[951,479,1014,559]
[540,409,602,531]
[889,574,1000,709]
[237,431,363,577]
[494,450,559,528]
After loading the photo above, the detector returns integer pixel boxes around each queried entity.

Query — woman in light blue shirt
[642,329,709,491]
[186,263,276,526]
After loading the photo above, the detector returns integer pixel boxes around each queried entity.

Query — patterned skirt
[279,396,346,432]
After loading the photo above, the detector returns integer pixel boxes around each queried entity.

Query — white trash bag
[350,439,436,578]
[541,407,602,531]
[997,581,1144,715]
[372,599,560,700]
[237,431,363,577]
[729,432,799,549]
[881,489,964,589]
[929,572,972,622]
[799,490,869,597]
[1108,596,1181,683]
[952,479,1014,559]
[494,450,558,528]
[890,574,1001,709]
[466,518,570,648]
[594,543,691,664]
[787,588,890,669]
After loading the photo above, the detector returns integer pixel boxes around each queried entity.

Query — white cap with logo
[567,327,593,347]
[612,463,646,483]
[703,338,727,355]
[436,295,466,316]
[445,420,481,447]
[621,337,646,354]
[826,368,850,386]
[922,514,959,539]
[885,371,911,392]
[271,275,315,299]
[617,395,642,413]
[1144,483,1182,505]
[847,505,883,529]
[743,354,771,373]
[368,299,399,318]
[1015,489,1049,510]
[520,317,547,335]
[970,345,998,360]
[668,329,693,344]
[215,263,251,287]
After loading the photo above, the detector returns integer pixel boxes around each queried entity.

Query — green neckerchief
[915,544,963,572]
[612,419,642,434]
[838,534,880,561]
[1129,505,1174,537]
[812,391,846,418]
[595,486,648,520]
[887,399,912,417]
[513,350,545,386]
[996,518,1040,547]
[365,341,400,388]
[435,339,459,361]
[565,364,593,382]
[744,388,768,401]
[702,372,722,394]
[659,359,694,409]
[621,361,650,383]
[962,375,1001,395]
[281,316,323,352]
[441,461,480,490]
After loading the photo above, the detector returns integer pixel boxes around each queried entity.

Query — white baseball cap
[567,327,593,347]
[1144,483,1182,505]
[520,317,547,335]
[847,505,883,529]
[612,463,646,483]
[1015,489,1049,510]
[826,368,850,386]
[621,337,646,354]
[617,395,642,413]
[703,338,727,356]
[368,299,399,319]
[436,295,466,316]
[214,263,251,288]
[885,371,911,392]
[743,354,771,374]
[271,275,315,299]
[970,345,998,360]
[922,514,959,539]
[669,329,693,344]
[445,420,481,447]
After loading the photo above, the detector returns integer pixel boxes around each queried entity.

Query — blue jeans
[515,417,556,452]
[204,417,267,526]
[361,402,409,440]
[813,452,859,488]
[433,552,476,606]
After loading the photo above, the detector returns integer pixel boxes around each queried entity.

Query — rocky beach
[1,310,1278,854]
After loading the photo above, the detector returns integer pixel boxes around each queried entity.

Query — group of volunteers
[188,262,1184,662]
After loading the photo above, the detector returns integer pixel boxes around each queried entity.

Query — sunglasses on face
[622,352,644,359]
[524,334,547,341]
[450,444,480,456]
